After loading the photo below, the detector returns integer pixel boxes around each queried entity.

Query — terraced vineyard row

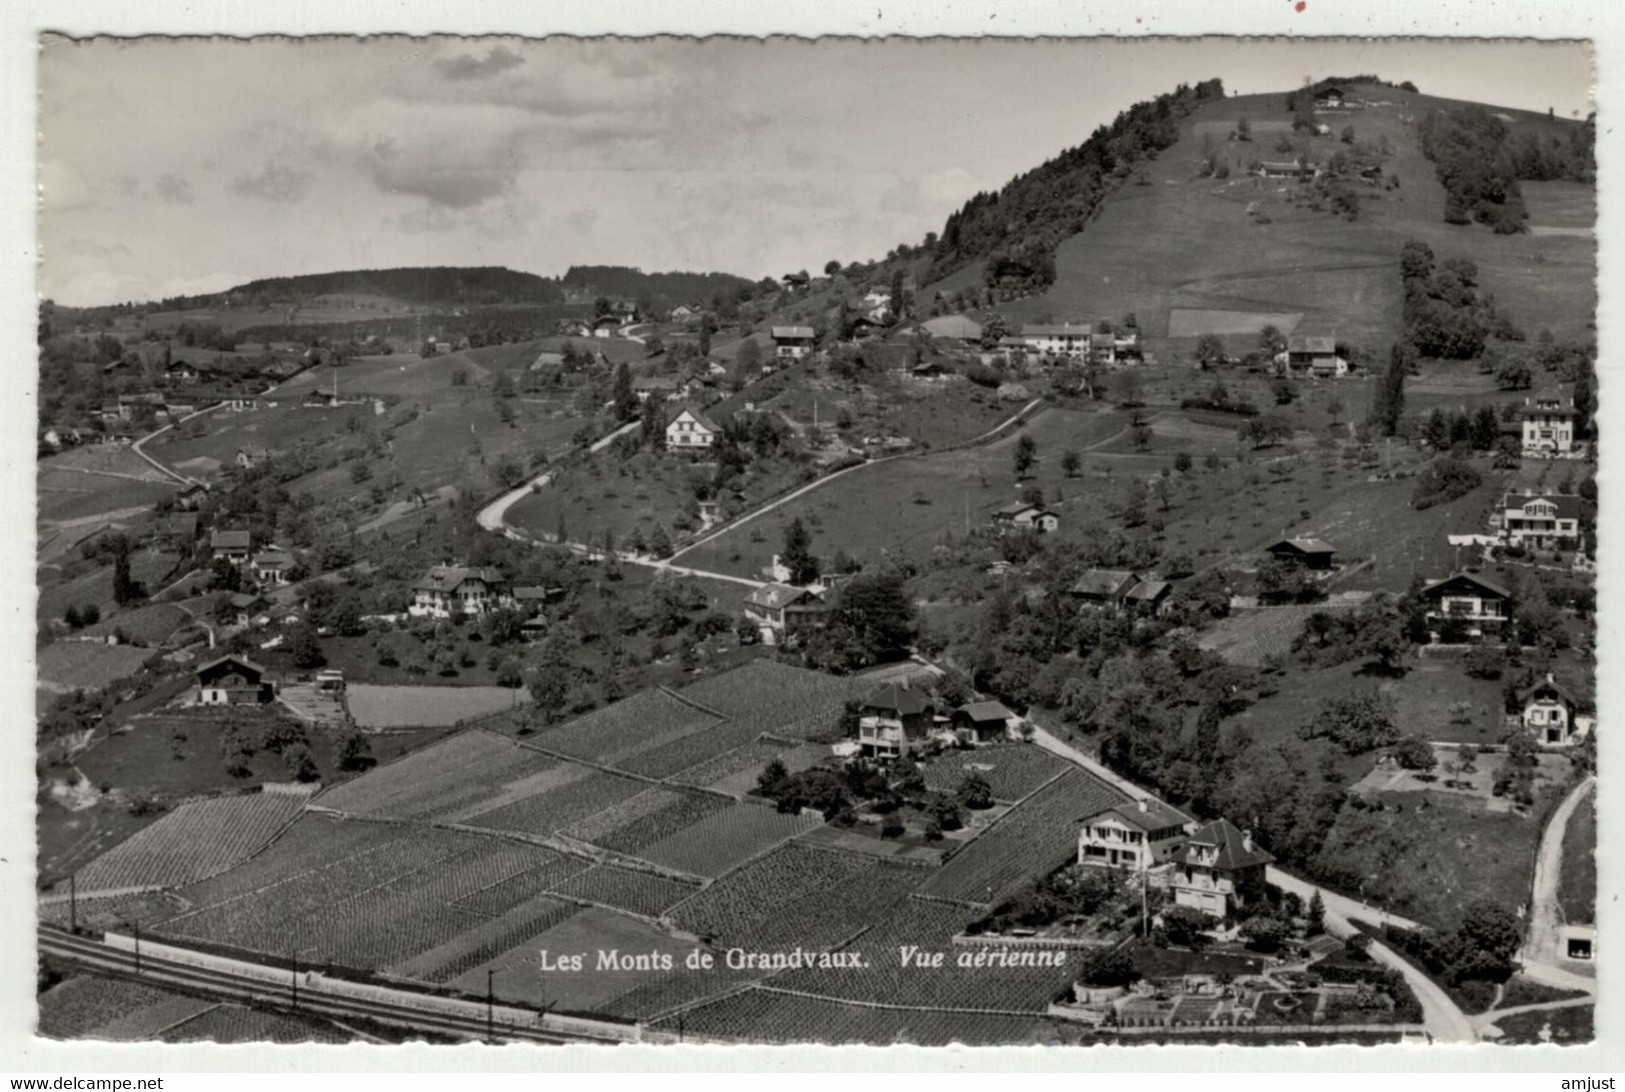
[919,745,1072,804]
[314,730,557,820]
[636,802,825,879]
[75,793,306,893]
[550,864,703,918]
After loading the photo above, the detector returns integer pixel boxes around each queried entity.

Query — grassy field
[345,684,530,729]
[995,88,1594,352]
[1557,786,1595,926]
[36,642,156,692]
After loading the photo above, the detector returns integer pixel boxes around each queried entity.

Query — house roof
[1070,569,1139,598]
[211,529,251,550]
[512,586,551,601]
[1019,323,1095,339]
[1503,492,1584,520]
[252,550,294,568]
[863,683,931,717]
[1522,391,1577,416]
[632,374,680,390]
[993,501,1047,520]
[413,565,504,593]
[1287,335,1337,354]
[227,592,266,609]
[1081,798,1193,832]
[1519,674,1581,709]
[956,701,1016,724]
[197,653,266,678]
[1174,818,1275,870]
[1259,160,1310,172]
[668,405,720,433]
[1267,536,1336,557]
[744,583,821,610]
[1421,571,1511,602]
[772,326,816,340]
[1125,579,1171,603]
[159,513,199,536]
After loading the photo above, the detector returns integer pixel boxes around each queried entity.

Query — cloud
[230,161,314,203]
[154,173,194,205]
[434,45,524,82]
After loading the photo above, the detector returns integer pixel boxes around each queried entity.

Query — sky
[38,36,1595,307]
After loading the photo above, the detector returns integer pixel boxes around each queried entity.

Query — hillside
[928,82,1593,357]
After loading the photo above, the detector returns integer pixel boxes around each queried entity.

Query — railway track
[38,927,626,1046]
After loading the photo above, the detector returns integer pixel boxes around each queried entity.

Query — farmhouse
[164,361,200,383]
[950,701,1019,744]
[1283,335,1345,378]
[668,303,700,321]
[1077,798,1194,871]
[631,374,681,403]
[1314,86,1346,109]
[250,548,296,588]
[743,583,827,637]
[992,501,1059,534]
[1123,579,1173,616]
[1500,492,1582,548]
[1265,536,1337,570]
[211,529,252,564]
[226,591,269,628]
[1521,390,1578,456]
[666,405,720,450]
[1256,160,1314,180]
[592,316,621,338]
[196,654,272,705]
[1089,331,1117,365]
[1169,819,1274,918]
[1520,673,1583,746]
[1419,571,1511,642]
[1018,323,1095,358]
[1069,569,1140,608]
[409,565,508,618]
[236,446,271,469]
[856,683,934,759]
[772,326,816,360]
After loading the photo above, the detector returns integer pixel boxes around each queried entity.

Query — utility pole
[486,968,495,1041]
[69,874,77,934]
[133,923,141,977]
[291,948,299,1010]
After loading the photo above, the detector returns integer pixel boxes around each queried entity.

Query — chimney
[1137,799,1149,813]
[1242,829,1254,852]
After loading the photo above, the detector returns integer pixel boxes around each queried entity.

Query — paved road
[1472,994,1594,1033]
[130,402,221,486]
[1519,775,1596,985]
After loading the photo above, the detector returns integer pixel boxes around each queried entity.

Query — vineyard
[74,793,305,893]
[676,660,867,740]
[919,745,1072,804]
[447,855,591,918]
[635,802,825,879]
[612,719,766,781]
[312,730,558,821]
[528,688,725,766]
[162,1004,351,1044]
[388,894,581,984]
[462,767,650,839]
[668,843,924,950]
[562,788,733,856]
[652,986,1067,1045]
[344,684,531,729]
[915,769,1127,906]
[548,864,704,918]
[37,975,200,1040]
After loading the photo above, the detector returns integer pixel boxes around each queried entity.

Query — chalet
[1419,571,1511,641]
[410,565,508,618]
[211,529,252,564]
[609,299,639,321]
[632,374,681,403]
[1114,329,1141,359]
[302,390,336,408]
[743,583,827,636]
[591,316,621,338]
[772,326,816,360]
[950,701,1019,744]
[1314,86,1346,109]
[1089,331,1117,365]
[1123,579,1173,616]
[559,320,593,338]
[1077,798,1195,872]
[1256,160,1313,180]
[250,548,296,588]
[856,683,934,759]
[117,392,167,419]
[1521,674,1582,746]
[665,405,720,450]
[165,361,200,383]
[919,314,983,345]
[226,591,269,628]
[992,501,1059,534]
[861,288,892,314]
[1170,819,1273,917]
[1070,569,1140,608]
[669,303,700,322]
[911,361,946,379]
[1501,492,1582,548]
[781,271,811,290]
[196,654,272,705]
[1284,335,1345,378]
[847,315,882,340]
[1521,390,1578,456]
[1018,323,1094,358]
[1265,536,1336,570]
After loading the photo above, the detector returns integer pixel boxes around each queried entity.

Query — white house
[1501,492,1583,548]
[409,565,508,618]
[665,405,720,449]
[772,326,816,360]
[1521,390,1578,456]
[1419,571,1512,642]
[1018,323,1095,358]
[743,583,827,636]
[249,547,295,588]
[1520,673,1582,746]
[1077,799,1195,871]
[991,501,1059,534]
[1169,819,1274,918]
